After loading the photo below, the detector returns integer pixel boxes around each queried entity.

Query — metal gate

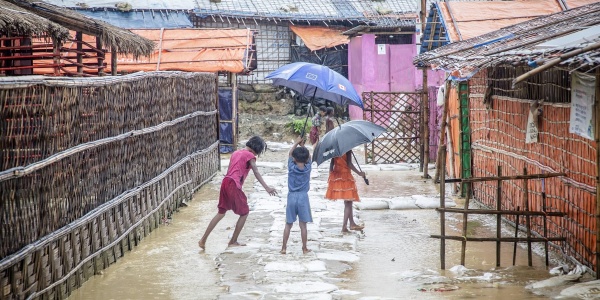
[363,91,422,164]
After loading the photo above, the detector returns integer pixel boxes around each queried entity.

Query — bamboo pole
[431,235,566,242]
[523,167,533,266]
[76,31,83,75]
[512,41,600,87]
[443,172,565,183]
[96,38,104,76]
[595,68,600,279]
[513,206,520,266]
[436,208,565,216]
[440,145,446,270]
[460,182,471,266]
[496,166,502,267]
[111,48,117,76]
[542,178,549,267]
[434,80,450,183]
[231,73,238,150]
[423,69,430,178]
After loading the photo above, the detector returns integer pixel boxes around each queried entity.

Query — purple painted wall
[348,34,445,120]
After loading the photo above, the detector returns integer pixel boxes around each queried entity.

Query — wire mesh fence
[363,91,422,164]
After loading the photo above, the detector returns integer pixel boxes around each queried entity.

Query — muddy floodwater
[68,144,590,300]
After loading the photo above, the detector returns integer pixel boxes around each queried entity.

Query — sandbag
[353,199,390,210]
[387,197,418,210]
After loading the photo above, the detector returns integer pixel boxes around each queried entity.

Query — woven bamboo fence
[468,69,597,270]
[0,71,220,299]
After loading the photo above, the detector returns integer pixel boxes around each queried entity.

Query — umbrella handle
[350,151,369,185]
[301,91,317,139]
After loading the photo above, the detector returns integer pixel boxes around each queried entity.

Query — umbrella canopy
[313,120,386,165]
[266,62,363,109]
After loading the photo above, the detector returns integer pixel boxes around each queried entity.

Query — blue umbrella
[266,62,363,109]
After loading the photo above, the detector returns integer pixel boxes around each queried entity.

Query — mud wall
[0,72,220,299]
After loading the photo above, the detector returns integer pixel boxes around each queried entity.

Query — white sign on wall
[525,110,539,144]
[569,72,596,140]
[377,44,386,55]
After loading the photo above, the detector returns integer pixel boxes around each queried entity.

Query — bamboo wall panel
[0,71,219,299]
[468,70,597,270]
[446,85,461,185]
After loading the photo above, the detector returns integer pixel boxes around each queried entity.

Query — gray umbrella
[313,120,386,166]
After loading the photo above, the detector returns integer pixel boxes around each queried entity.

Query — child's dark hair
[246,136,267,155]
[292,146,310,164]
[326,107,334,116]
[318,106,327,113]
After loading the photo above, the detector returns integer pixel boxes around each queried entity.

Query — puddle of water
[68,184,227,300]
[69,160,577,300]
[337,172,557,300]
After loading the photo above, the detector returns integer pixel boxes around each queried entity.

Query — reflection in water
[70,166,570,300]
[68,184,228,300]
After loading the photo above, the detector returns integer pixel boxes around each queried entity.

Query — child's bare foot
[198,240,206,249]
[280,249,287,254]
[341,228,350,233]
[228,241,246,247]
[350,225,364,231]
[302,248,312,254]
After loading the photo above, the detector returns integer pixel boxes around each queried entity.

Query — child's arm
[289,136,304,157]
[346,151,366,178]
[249,159,278,196]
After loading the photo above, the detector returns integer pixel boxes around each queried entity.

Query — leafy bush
[286,118,310,135]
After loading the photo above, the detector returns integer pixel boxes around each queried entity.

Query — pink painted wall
[348,34,446,120]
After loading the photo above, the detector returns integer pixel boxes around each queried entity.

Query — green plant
[286,118,310,135]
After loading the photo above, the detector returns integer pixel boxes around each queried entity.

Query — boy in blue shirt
[281,137,312,254]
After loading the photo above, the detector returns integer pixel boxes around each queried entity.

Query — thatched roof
[414,2,600,80]
[0,0,69,42]
[6,0,154,58]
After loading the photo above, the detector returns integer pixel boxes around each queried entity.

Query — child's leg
[199,212,226,249]
[228,214,248,246]
[346,201,364,230]
[281,223,293,254]
[299,221,311,253]
[342,201,352,232]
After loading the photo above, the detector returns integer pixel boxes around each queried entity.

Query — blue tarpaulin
[218,88,236,154]
[77,10,193,29]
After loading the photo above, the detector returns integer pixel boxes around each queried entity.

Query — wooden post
[371,92,375,164]
[76,31,83,75]
[231,73,238,150]
[595,68,600,279]
[523,167,533,266]
[496,165,502,267]
[434,80,450,183]
[215,74,221,171]
[440,145,446,269]
[96,38,105,76]
[542,179,549,267]
[423,70,430,178]
[419,0,427,173]
[53,42,60,76]
[111,48,117,76]
[513,206,520,266]
[460,182,471,266]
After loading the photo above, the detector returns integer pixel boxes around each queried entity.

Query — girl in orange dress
[325,150,366,232]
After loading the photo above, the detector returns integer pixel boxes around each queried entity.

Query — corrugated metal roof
[77,10,193,28]
[193,0,422,25]
[414,2,600,80]
[41,0,197,10]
